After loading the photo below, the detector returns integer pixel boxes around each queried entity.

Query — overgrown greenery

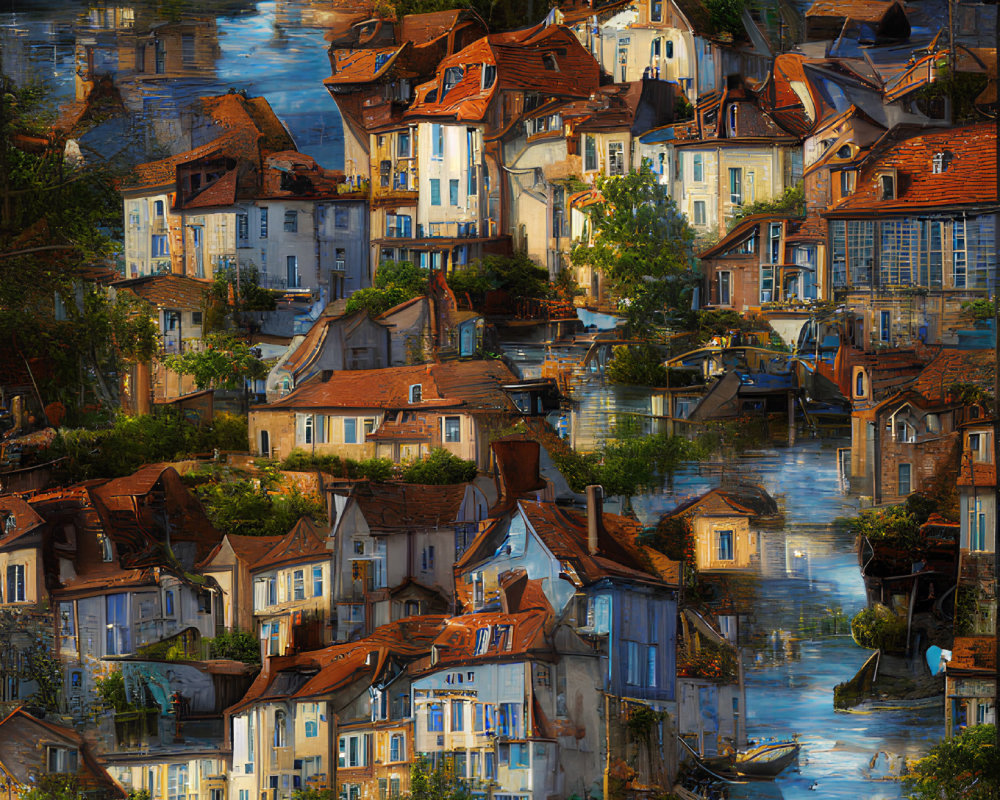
[548,418,711,499]
[204,267,278,333]
[677,636,739,682]
[960,298,994,322]
[947,381,993,406]
[903,724,999,800]
[728,183,805,229]
[605,344,704,388]
[280,449,395,482]
[194,478,325,538]
[21,775,86,800]
[851,503,921,551]
[706,0,746,38]
[911,68,991,125]
[95,669,135,712]
[571,162,698,333]
[850,604,907,652]
[405,755,472,800]
[163,331,268,391]
[402,448,478,484]
[345,260,428,317]
[208,630,261,664]
[447,252,553,306]
[0,607,61,713]
[44,411,249,481]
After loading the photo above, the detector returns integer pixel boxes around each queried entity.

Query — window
[584,135,597,171]
[431,124,443,159]
[274,710,288,747]
[769,222,782,263]
[153,199,165,217]
[497,702,519,737]
[474,627,490,654]
[717,271,731,306]
[237,213,249,245]
[451,700,465,731]
[284,210,298,232]
[971,497,988,551]
[760,266,773,303]
[693,200,706,225]
[608,142,625,176]
[443,416,461,442]
[336,248,346,272]
[259,207,268,238]
[409,384,422,403]
[164,589,175,616]
[484,752,495,779]
[840,169,856,196]
[388,733,404,762]
[338,734,370,768]
[969,432,991,463]
[106,593,129,656]
[692,153,703,182]
[155,39,165,73]
[509,743,530,769]
[626,640,643,684]
[728,103,737,135]
[482,64,497,89]
[647,644,658,687]
[651,0,663,20]
[932,151,950,174]
[293,570,305,600]
[449,179,459,206]
[898,463,912,496]
[542,53,557,71]
[267,577,277,606]
[443,66,463,95]
[335,207,349,229]
[421,546,435,572]
[880,173,895,200]
[167,764,188,800]
[181,33,195,65]
[880,309,891,343]
[427,702,444,732]
[46,745,78,775]
[729,167,742,204]
[380,160,391,188]
[312,566,323,597]
[855,371,866,398]
[717,530,734,561]
[344,417,358,444]
[397,131,411,158]
[430,179,441,206]
[151,234,169,257]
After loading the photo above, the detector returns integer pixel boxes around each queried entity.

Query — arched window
[274,710,287,747]
[855,371,866,398]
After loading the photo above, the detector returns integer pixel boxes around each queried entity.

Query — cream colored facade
[106,755,228,800]
[0,547,41,606]
[252,558,332,657]
[692,515,756,571]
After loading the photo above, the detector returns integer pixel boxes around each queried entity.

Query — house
[113,273,210,409]
[266,311,393,401]
[823,123,997,347]
[0,497,48,709]
[248,359,523,468]
[121,92,296,281]
[397,24,603,272]
[226,617,449,800]
[250,517,333,657]
[328,481,490,640]
[698,213,807,310]
[944,637,996,735]
[0,707,124,800]
[104,753,229,800]
[198,533,285,633]
[659,486,778,571]
[408,607,614,800]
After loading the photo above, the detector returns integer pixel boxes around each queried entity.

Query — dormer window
[474,627,490,654]
[443,66,464,96]
[409,383,422,403]
[482,63,496,89]
[728,104,737,135]
[837,144,852,159]
[542,53,558,71]
[880,173,896,201]
[931,151,952,174]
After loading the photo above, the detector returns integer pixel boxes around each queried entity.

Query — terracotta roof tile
[351,482,471,532]
[828,123,997,213]
[950,636,996,672]
[805,0,902,24]
[912,348,995,403]
[0,496,45,549]
[113,274,212,309]
[198,533,285,570]
[252,517,329,570]
[421,608,551,669]
[258,360,519,412]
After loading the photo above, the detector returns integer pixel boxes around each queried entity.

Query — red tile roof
[0,496,45,549]
[912,348,995,403]
[405,25,600,122]
[257,360,519,412]
[827,123,997,214]
[199,533,285,570]
[113,274,212,310]
[227,615,449,713]
[350,482,472,532]
[805,0,902,24]
[251,517,329,571]
[421,608,551,669]
[950,636,996,673]
[326,45,407,86]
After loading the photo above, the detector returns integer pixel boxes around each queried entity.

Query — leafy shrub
[95,670,134,712]
[903,724,999,800]
[850,605,907,652]
[194,479,325,537]
[852,505,921,551]
[208,630,261,664]
[402,448,478,484]
[606,344,669,386]
[279,449,395,481]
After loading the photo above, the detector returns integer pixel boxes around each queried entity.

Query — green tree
[21,775,84,800]
[728,183,805,229]
[706,0,746,38]
[401,448,477,484]
[406,756,472,800]
[95,669,135,712]
[345,260,429,317]
[194,479,325,537]
[209,630,261,664]
[903,725,1000,800]
[571,162,698,333]
[852,504,921,550]
[163,332,267,391]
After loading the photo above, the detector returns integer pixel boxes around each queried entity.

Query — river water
[2,1,944,794]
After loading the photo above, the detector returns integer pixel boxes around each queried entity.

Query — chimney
[586,485,604,555]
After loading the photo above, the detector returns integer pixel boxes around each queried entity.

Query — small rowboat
[734,738,800,777]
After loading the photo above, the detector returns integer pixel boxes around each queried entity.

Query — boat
[734,738,801,777]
